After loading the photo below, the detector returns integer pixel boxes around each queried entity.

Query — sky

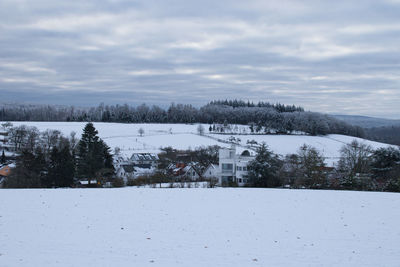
[1,0,400,119]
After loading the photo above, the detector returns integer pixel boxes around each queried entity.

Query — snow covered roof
[131,153,159,161]
[207,164,218,169]
[134,167,154,175]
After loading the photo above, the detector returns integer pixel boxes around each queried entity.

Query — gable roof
[131,153,159,161]
[0,165,11,177]
[206,164,218,170]
[182,165,200,175]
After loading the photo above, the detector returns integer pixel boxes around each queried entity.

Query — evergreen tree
[297,144,327,188]
[371,147,400,191]
[76,123,114,184]
[77,123,101,180]
[5,149,46,188]
[248,143,282,187]
[1,150,5,164]
[48,146,75,187]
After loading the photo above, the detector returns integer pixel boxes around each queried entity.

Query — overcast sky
[1,0,399,118]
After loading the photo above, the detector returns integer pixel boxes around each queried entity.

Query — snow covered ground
[5,122,394,166]
[1,188,399,267]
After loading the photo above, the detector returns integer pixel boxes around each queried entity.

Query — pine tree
[297,144,327,188]
[77,123,101,181]
[248,143,282,187]
[1,150,5,164]
[76,123,114,184]
[48,146,75,187]
[6,149,46,188]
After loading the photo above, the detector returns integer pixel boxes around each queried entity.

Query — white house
[202,164,219,179]
[218,146,254,186]
[113,155,129,170]
[116,164,135,183]
[181,165,200,181]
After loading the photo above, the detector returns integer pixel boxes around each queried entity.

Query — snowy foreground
[1,188,400,267]
[7,122,393,166]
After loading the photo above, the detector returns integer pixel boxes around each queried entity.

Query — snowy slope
[1,188,399,267]
[5,122,394,166]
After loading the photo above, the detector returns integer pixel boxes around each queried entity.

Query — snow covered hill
[6,122,394,166]
[1,188,399,267]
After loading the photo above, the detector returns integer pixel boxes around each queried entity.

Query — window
[222,163,233,173]
[238,178,242,183]
[236,166,242,171]
[243,167,247,171]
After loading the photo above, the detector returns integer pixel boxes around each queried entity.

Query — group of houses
[1,122,256,187]
[114,146,255,186]
[114,152,160,183]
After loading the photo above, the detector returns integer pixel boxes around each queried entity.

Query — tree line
[0,100,364,137]
[247,141,400,192]
[2,123,113,188]
[365,125,400,146]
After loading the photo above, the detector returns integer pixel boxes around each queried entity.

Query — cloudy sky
[1,0,399,118]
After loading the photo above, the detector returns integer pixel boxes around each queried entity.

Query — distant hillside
[364,126,400,146]
[332,115,400,146]
[0,101,365,137]
[333,115,400,128]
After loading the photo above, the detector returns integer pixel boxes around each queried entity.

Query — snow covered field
[5,122,393,166]
[1,188,399,267]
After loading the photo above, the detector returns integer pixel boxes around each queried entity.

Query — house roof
[182,165,199,175]
[131,153,159,161]
[0,165,11,177]
[206,164,218,170]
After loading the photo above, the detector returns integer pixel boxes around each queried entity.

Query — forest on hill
[0,100,364,137]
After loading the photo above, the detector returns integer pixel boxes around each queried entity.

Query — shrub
[112,178,125,187]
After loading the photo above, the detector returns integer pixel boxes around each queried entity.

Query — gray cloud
[1,0,400,118]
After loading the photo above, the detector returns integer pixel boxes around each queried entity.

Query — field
[7,122,393,166]
[1,188,399,267]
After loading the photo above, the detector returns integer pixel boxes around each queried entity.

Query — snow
[3,122,394,166]
[1,188,399,266]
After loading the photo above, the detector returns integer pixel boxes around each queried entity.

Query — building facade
[218,146,254,186]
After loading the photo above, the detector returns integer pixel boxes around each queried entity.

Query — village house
[202,164,219,179]
[116,164,135,183]
[130,153,159,168]
[167,163,201,181]
[218,146,255,186]
[114,153,159,183]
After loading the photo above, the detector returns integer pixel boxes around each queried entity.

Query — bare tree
[138,128,145,137]
[338,140,372,177]
[197,124,205,135]
[114,146,121,156]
